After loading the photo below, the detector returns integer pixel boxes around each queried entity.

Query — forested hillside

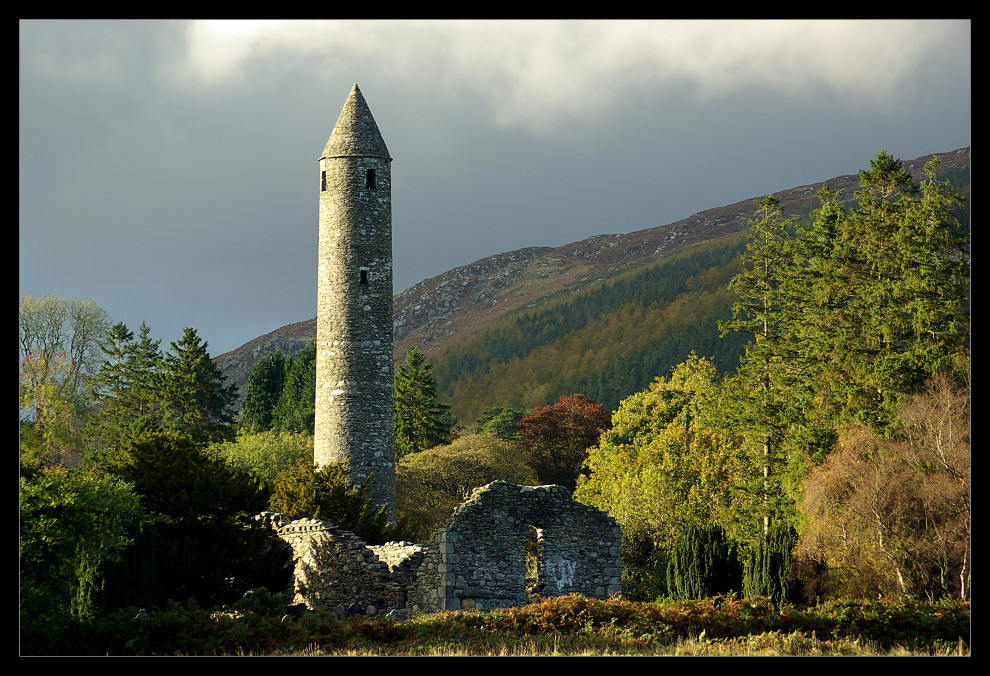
[430,234,752,421]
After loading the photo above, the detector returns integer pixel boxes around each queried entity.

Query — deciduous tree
[794,375,970,601]
[576,355,741,550]
[20,465,143,629]
[19,295,110,465]
[518,393,611,490]
[395,433,538,540]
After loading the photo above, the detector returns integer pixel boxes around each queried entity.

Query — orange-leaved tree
[517,393,611,490]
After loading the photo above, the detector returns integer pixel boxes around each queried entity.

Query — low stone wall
[270,516,405,617]
[262,481,621,617]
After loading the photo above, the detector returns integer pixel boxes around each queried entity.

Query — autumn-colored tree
[517,393,611,490]
[794,375,970,601]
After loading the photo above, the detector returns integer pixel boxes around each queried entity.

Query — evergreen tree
[794,152,969,434]
[128,322,166,432]
[394,347,456,460]
[718,196,803,536]
[475,406,526,441]
[85,321,164,465]
[159,327,237,445]
[718,152,970,535]
[743,523,798,606]
[85,322,136,462]
[666,523,743,601]
[272,342,316,434]
[241,351,289,431]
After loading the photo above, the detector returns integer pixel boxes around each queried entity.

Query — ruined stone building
[270,85,621,617]
[264,481,622,616]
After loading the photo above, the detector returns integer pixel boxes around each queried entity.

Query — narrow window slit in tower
[321,171,326,191]
[360,269,369,285]
[366,168,376,190]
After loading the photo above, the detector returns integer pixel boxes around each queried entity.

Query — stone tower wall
[315,85,396,518]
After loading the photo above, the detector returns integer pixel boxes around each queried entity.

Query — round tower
[315,83,395,520]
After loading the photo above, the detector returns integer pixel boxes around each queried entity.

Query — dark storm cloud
[20,20,970,356]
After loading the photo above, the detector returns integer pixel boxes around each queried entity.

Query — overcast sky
[19,19,971,357]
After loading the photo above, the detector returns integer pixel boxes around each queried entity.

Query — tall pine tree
[718,196,802,536]
[240,351,289,431]
[394,347,455,460]
[160,327,237,445]
[272,342,316,434]
[85,321,164,465]
[795,152,969,434]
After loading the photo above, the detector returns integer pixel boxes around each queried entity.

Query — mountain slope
[214,147,970,412]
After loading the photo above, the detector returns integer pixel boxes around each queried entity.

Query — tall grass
[27,593,969,656]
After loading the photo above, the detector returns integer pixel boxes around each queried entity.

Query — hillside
[214,147,970,414]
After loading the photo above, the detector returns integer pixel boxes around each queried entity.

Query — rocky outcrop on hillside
[214,147,969,410]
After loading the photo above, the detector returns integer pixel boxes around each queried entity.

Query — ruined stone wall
[412,482,622,612]
[269,515,405,617]
[263,482,621,618]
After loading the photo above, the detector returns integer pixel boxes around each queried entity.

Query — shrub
[395,433,538,540]
[20,465,143,652]
[102,432,293,610]
[743,524,798,606]
[269,461,394,544]
[666,523,742,601]
[619,522,669,601]
[209,429,313,485]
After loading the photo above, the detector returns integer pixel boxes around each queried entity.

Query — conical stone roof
[321,83,391,160]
